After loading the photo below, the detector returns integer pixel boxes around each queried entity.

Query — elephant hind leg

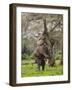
[48,59,55,67]
[42,65,45,71]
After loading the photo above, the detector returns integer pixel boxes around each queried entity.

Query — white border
[16,7,68,83]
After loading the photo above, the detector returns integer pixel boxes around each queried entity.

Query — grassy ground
[21,60,63,77]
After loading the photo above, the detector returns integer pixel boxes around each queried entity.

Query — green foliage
[55,50,62,60]
[55,55,61,60]
[22,37,36,55]
[22,53,34,60]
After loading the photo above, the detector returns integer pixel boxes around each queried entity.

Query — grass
[21,60,63,77]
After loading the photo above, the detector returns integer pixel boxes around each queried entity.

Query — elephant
[33,40,50,71]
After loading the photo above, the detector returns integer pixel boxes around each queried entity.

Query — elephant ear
[33,46,43,57]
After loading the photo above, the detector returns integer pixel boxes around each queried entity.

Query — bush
[55,55,61,60]
[55,50,62,60]
[22,53,34,60]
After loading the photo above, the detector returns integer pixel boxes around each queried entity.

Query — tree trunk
[42,18,55,66]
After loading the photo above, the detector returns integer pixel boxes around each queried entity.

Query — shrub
[55,50,62,60]
[22,53,34,60]
[55,54,61,60]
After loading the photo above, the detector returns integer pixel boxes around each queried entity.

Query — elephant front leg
[37,59,41,71]
[42,65,45,71]
[41,60,45,71]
